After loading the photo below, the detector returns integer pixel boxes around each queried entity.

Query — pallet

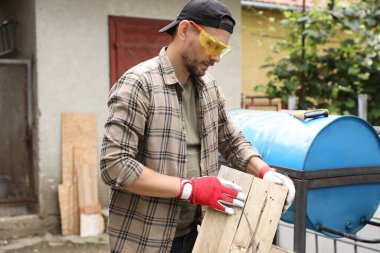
[193,165,292,253]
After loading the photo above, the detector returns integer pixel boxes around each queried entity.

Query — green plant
[258,0,380,125]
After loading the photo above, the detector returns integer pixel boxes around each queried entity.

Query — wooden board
[59,112,97,235]
[193,165,289,253]
[74,146,101,214]
[194,167,254,252]
[61,112,97,183]
[58,184,79,235]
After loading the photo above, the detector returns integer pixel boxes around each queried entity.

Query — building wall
[241,6,286,97]
[241,6,342,99]
[31,0,242,231]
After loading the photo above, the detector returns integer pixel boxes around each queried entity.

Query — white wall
[34,0,242,218]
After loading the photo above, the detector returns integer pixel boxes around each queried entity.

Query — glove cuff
[259,165,276,179]
[177,178,193,200]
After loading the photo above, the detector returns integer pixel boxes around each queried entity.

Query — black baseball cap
[159,0,236,35]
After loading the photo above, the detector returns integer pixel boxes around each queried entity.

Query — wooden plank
[58,184,80,235]
[61,112,97,183]
[247,182,287,252]
[59,112,97,235]
[193,165,288,253]
[192,166,254,253]
[230,179,271,252]
[74,146,101,214]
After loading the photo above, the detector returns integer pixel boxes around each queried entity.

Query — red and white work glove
[259,165,296,213]
[177,176,247,215]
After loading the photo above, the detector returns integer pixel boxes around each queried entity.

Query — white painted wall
[34,0,242,218]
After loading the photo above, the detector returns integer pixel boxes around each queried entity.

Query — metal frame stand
[273,165,380,253]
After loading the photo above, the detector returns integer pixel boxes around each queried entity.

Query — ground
[0,233,109,253]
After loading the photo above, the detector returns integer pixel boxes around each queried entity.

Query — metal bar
[315,234,319,253]
[0,59,31,65]
[0,197,36,205]
[272,165,380,180]
[317,224,380,243]
[280,222,380,252]
[293,179,309,253]
[363,220,380,227]
[26,60,33,128]
[308,174,380,189]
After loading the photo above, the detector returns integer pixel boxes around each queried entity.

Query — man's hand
[177,176,247,215]
[259,165,295,213]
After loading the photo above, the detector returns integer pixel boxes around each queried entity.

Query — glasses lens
[197,28,231,58]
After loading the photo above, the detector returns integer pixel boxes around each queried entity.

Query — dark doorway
[0,59,35,216]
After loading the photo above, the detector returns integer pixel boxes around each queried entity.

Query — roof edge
[241,0,310,11]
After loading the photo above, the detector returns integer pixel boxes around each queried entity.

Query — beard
[182,50,214,77]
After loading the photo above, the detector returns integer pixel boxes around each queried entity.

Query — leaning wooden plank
[61,112,97,183]
[58,184,80,235]
[74,146,101,214]
[192,166,254,253]
[60,112,97,235]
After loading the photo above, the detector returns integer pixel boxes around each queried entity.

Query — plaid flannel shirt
[100,47,260,253]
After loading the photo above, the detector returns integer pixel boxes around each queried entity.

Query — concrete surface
[0,233,109,253]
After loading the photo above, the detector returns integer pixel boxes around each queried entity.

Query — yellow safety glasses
[189,21,231,58]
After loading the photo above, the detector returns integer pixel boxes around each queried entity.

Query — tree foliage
[259,0,380,125]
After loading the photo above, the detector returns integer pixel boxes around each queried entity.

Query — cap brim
[159,20,180,35]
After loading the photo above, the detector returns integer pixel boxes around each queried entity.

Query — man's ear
[177,20,191,40]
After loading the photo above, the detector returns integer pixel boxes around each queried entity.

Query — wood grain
[74,146,101,214]
[193,165,290,253]
[59,112,97,235]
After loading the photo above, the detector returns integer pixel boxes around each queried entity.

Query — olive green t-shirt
[175,79,201,238]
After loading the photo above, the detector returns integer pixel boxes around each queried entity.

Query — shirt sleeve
[100,72,149,188]
[216,85,262,171]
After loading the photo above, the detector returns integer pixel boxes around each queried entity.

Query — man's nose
[209,54,220,63]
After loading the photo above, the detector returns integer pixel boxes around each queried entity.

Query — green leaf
[344,98,356,108]
[303,30,319,39]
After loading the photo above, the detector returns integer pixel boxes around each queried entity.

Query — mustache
[203,60,215,67]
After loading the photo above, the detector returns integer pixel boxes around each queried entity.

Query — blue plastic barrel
[229,109,380,236]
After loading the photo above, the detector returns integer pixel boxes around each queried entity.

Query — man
[100,1,295,253]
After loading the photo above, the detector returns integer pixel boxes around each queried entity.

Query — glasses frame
[189,20,231,58]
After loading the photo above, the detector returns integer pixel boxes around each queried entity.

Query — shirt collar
[158,47,207,89]
[158,47,179,86]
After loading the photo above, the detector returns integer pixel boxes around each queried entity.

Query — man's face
[181,24,231,77]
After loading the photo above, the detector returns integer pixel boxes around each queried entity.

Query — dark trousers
[170,226,198,253]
